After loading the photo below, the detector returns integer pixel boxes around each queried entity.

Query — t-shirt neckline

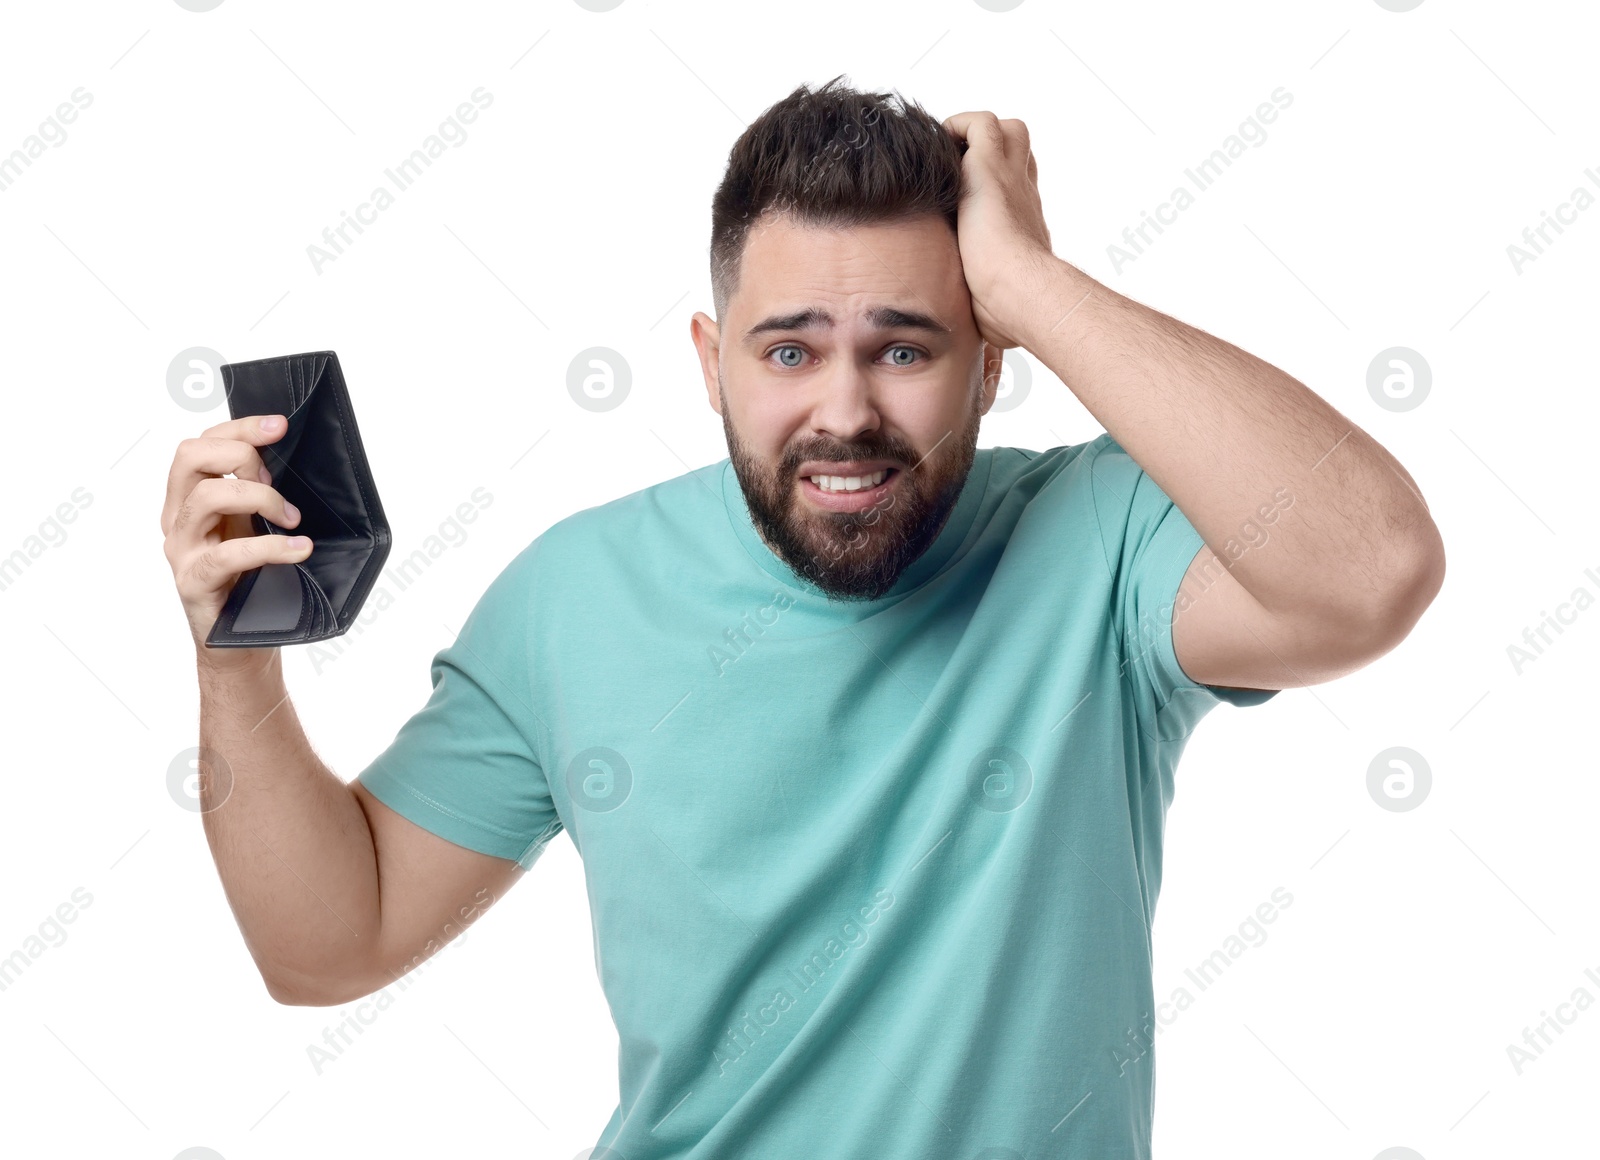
[721,449,994,604]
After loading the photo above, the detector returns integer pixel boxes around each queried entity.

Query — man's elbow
[263,964,365,1008]
[265,975,327,1007]
[1360,526,1447,653]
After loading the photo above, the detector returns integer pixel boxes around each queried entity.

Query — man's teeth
[809,468,889,493]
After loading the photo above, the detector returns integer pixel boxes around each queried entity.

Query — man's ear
[978,341,1004,416]
[690,311,722,415]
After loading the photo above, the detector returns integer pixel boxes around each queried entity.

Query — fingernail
[283,501,300,522]
[260,415,284,432]
[258,466,272,485]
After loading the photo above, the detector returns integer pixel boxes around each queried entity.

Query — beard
[720,378,982,602]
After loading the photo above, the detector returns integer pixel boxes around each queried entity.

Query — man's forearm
[196,649,381,1002]
[1016,258,1444,632]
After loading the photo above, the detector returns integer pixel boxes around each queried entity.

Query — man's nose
[807,362,881,442]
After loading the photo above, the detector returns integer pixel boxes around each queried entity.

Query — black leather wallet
[204,351,391,648]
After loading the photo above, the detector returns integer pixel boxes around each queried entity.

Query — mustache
[780,439,919,474]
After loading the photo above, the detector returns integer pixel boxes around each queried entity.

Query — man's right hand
[161,413,312,661]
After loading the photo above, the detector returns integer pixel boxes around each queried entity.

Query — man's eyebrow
[742,305,951,342]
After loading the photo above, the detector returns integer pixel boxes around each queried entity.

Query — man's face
[692,211,1000,601]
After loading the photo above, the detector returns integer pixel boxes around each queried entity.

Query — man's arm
[1018,264,1445,690]
[942,111,1446,689]
[196,650,522,1006]
[163,413,522,1005]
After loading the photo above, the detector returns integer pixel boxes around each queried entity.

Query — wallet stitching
[321,355,389,630]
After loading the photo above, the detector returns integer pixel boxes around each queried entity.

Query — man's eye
[766,344,924,368]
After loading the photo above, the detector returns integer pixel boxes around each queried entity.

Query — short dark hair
[708,74,964,320]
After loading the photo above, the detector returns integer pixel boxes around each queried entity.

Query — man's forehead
[732,213,965,336]
[741,303,952,343]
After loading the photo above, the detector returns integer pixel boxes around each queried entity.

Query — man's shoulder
[973,436,1138,570]
[984,434,1110,499]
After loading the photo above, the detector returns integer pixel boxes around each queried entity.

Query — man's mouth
[806,467,891,492]
[798,467,900,512]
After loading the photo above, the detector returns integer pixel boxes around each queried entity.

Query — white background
[0,1,1594,1157]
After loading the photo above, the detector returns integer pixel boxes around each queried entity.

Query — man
[162,77,1444,1158]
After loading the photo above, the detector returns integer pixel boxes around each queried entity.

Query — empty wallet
[204,350,392,648]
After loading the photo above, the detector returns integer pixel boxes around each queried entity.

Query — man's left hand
[941,111,1059,351]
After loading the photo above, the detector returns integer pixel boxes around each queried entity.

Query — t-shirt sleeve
[354,539,563,870]
[1089,434,1278,740]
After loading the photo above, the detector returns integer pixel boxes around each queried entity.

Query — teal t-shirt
[356,432,1277,1159]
